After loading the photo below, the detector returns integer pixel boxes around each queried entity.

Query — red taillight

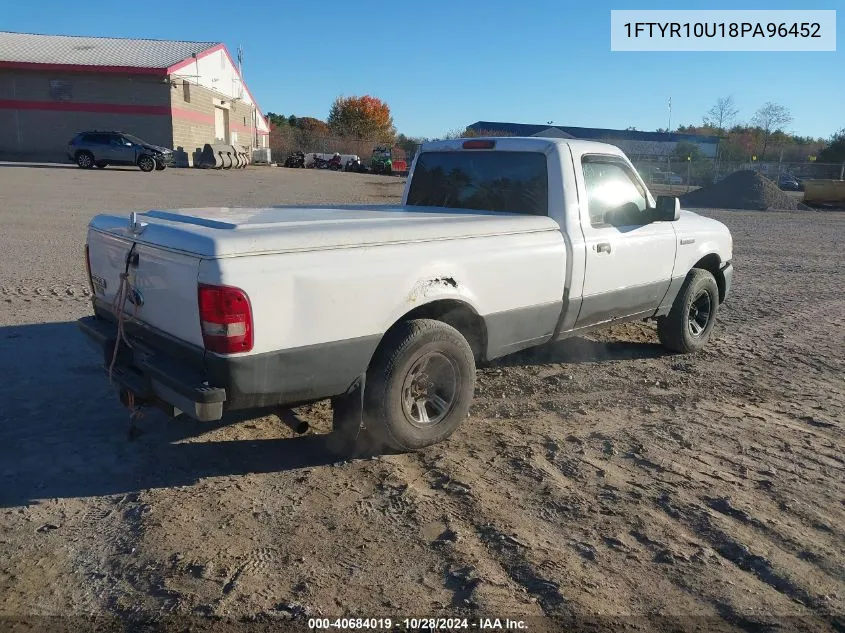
[462,140,496,149]
[198,283,253,354]
[84,244,94,294]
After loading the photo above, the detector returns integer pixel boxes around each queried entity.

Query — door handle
[596,242,612,254]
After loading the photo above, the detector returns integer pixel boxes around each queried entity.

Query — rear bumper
[77,304,380,421]
[720,261,733,303]
[77,315,226,421]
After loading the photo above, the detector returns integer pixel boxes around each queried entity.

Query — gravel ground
[0,164,843,632]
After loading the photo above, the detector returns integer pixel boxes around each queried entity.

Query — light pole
[667,97,672,132]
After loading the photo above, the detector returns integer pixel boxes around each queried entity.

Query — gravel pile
[679,170,810,211]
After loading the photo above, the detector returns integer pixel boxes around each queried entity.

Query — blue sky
[4,0,842,139]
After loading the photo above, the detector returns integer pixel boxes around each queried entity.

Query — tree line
[266,93,844,165]
[667,96,843,164]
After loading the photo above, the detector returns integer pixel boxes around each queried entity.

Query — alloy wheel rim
[688,291,712,337]
[401,352,458,427]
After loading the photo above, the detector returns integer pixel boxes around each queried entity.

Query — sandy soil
[0,164,842,632]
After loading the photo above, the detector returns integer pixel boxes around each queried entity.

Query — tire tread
[365,319,475,452]
[657,268,719,353]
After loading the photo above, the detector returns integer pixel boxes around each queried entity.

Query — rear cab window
[406,151,548,216]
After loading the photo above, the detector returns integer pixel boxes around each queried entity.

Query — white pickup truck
[78,137,733,451]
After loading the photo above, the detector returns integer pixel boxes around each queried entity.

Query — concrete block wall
[169,80,258,166]
[0,70,172,162]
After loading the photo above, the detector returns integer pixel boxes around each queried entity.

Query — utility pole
[668,97,672,133]
[236,45,257,149]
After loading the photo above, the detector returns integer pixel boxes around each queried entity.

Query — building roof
[468,121,720,144]
[0,31,220,70]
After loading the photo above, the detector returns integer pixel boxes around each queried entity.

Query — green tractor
[370,146,393,175]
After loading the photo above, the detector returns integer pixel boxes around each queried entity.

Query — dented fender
[382,272,484,330]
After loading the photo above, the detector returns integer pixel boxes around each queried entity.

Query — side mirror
[654,195,681,221]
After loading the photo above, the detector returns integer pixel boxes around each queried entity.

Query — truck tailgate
[87,229,203,347]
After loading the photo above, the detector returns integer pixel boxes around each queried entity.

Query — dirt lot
[0,164,842,632]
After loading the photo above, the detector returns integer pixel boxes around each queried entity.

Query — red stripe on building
[0,61,166,75]
[171,107,213,124]
[172,109,264,136]
[0,99,170,115]
[0,99,270,136]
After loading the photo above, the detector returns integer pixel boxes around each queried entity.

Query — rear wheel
[76,152,94,169]
[657,269,720,353]
[138,155,156,172]
[363,319,475,452]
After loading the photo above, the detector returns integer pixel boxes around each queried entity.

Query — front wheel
[657,269,720,353]
[364,319,476,452]
[155,161,167,171]
[76,152,94,169]
[94,161,108,169]
[138,155,156,172]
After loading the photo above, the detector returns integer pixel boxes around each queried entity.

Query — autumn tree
[294,117,330,136]
[328,95,395,142]
[819,128,845,163]
[751,102,793,160]
[704,96,739,133]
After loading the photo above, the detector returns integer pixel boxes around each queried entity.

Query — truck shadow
[491,336,669,369]
[0,321,665,507]
[0,322,353,508]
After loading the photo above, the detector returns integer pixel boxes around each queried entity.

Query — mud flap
[327,373,376,457]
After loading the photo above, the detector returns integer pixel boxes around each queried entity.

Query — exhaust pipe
[277,409,309,434]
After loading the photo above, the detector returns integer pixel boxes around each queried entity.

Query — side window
[89,134,109,145]
[582,158,648,228]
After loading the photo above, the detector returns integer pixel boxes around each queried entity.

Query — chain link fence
[631,156,845,189]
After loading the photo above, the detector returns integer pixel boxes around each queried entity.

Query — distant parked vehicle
[284,151,305,168]
[312,153,343,170]
[345,156,368,173]
[370,146,393,175]
[652,171,684,185]
[327,153,343,171]
[68,131,173,172]
[778,174,803,191]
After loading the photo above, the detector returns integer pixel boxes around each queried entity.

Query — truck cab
[402,137,732,335]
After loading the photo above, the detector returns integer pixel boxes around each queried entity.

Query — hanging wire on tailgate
[108,242,139,384]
